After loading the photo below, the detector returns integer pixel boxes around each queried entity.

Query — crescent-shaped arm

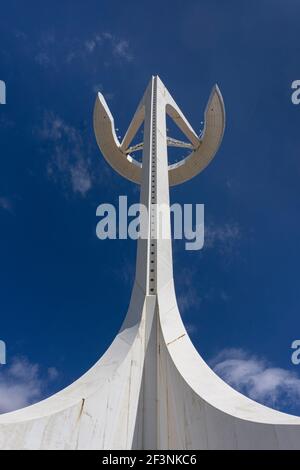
[94,85,225,187]
[93,93,142,184]
[168,85,225,186]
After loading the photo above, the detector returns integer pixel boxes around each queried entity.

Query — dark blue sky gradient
[1,0,300,414]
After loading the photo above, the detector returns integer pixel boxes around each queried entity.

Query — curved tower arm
[93,92,142,184]
[168,85,225,186]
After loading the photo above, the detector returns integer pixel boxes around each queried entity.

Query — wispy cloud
[204,222,241,255]
[112,39,133,62]
[205,222,240,248]
[84,32,133,62]
[38,112,93,197]
[85,39,97,53]
[0,197,13,213]
[0,357,59,414]
[92,83,114,101]
[176,267,201,314]
[177,290,200,314]
[185,323,198,335]
[210,348,300,411]
[16,29,134,68]
[35,52,53,68]
[34,31,57,68]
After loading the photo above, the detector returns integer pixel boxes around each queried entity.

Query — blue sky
[1,0,300,415]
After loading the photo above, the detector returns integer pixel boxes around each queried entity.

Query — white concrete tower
[0,76,300,449]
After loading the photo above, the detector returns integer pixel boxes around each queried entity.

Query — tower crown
[93,76,225,186]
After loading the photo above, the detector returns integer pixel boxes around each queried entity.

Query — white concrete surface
[0,76,299,449]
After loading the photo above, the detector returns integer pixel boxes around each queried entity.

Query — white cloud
[177,290,200,313]
[112,39,133,62]
[84,33,133,63]
[38,112,93,197]
[17,29,133,67]
[14,30,27,40]
[47,367,59,381]
[102,32,113,40]
[0,357,59,414]
[85,39,96,53]
[0,197,13,213]
[185,323,198,335]
[67,33,133,64]
[203,222,241,259]
[93,83,104,93]
[205,222,240,249]
[92,83,114,101]
[210,348,300,410]
[35,52,53,67]
[176,267,201,314]
[34,32,56,67]
[70,161,92,195]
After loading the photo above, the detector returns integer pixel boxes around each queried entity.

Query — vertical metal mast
[135,76,173,298]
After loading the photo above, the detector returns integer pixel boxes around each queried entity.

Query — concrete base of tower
[0,281,299,450]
